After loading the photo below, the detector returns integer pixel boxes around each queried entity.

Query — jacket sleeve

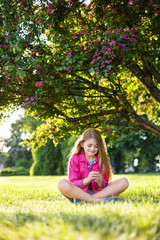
[68,156,83,188]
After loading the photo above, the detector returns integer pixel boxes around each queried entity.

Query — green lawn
[0,174,159,240]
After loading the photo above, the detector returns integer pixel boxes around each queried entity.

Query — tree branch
[128,60,160,103]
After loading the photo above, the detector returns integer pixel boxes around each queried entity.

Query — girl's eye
[87,145,98,148]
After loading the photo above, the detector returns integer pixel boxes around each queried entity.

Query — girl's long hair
[69,128,113,181]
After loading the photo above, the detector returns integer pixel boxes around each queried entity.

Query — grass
[0,174,159,240]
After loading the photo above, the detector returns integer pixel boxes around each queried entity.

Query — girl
[58,128,129,203]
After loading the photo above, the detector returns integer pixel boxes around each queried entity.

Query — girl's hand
[87,171,99,181]
[91,171,103,188]
[83,171,103,188]
[82,171,98,187]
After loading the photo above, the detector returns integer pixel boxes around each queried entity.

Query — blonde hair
[69,128,113,180]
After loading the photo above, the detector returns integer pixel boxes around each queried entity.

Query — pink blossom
[35,64,41,70]
[93,52,98,58]
[131,26,136,31]
[66,67,70,71]
[130,38,136,43]
[94,39,100,43]
[106,59,112,64]
[90,59,96,65]
[72,33,78,37]
[108,41,116,46]
[67,49,73,58]
[31,97,35,102]
[114,29,122,33]
[101,46,107,51]
[97,56,102,60]
[122,34,128,39]
[24,102,28,106]
[108,129,112,133]
[105,48,113,55]
[101,61,105,68]
[35,81,43,87]
[25,97,29,101]
[119,44,126,48]
[47,4,54,15]
[95,71,99,75]
[106,69,109,72]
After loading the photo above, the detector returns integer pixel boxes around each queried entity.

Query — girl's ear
[80,141,84,148]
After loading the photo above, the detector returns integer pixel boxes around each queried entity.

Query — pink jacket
[68,151,109,193]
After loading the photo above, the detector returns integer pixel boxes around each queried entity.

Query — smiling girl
[58,128,129,203]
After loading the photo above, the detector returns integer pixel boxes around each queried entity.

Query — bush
[1,167,29,176]
[15,158,33,169]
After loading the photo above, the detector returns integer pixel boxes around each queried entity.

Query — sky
[0,108,25,151]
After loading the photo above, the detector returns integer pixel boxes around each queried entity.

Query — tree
[30,138,63,176]
[108,129,160,172]
[3,118,33,167]
[0,0,160,148]
[21,114,64,175]
[60,135,78,174]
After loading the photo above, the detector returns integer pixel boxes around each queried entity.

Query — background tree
[60,135,78,174]
[3,118,33,168]
[30,138,63,176]
[108,129,160,173]
[1,114,66,175]
[22,114,65,175]
[0,0,160,148]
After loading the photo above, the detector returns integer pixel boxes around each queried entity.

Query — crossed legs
[58,178,129,203]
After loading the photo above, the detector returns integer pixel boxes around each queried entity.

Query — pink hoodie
[68,151,109,193]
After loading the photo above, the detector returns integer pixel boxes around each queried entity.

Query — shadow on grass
[58,209,160,239]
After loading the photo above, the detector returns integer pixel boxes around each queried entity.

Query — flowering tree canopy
[0,0,160,148]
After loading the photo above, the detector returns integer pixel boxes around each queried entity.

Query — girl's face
[81,138,99,160]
